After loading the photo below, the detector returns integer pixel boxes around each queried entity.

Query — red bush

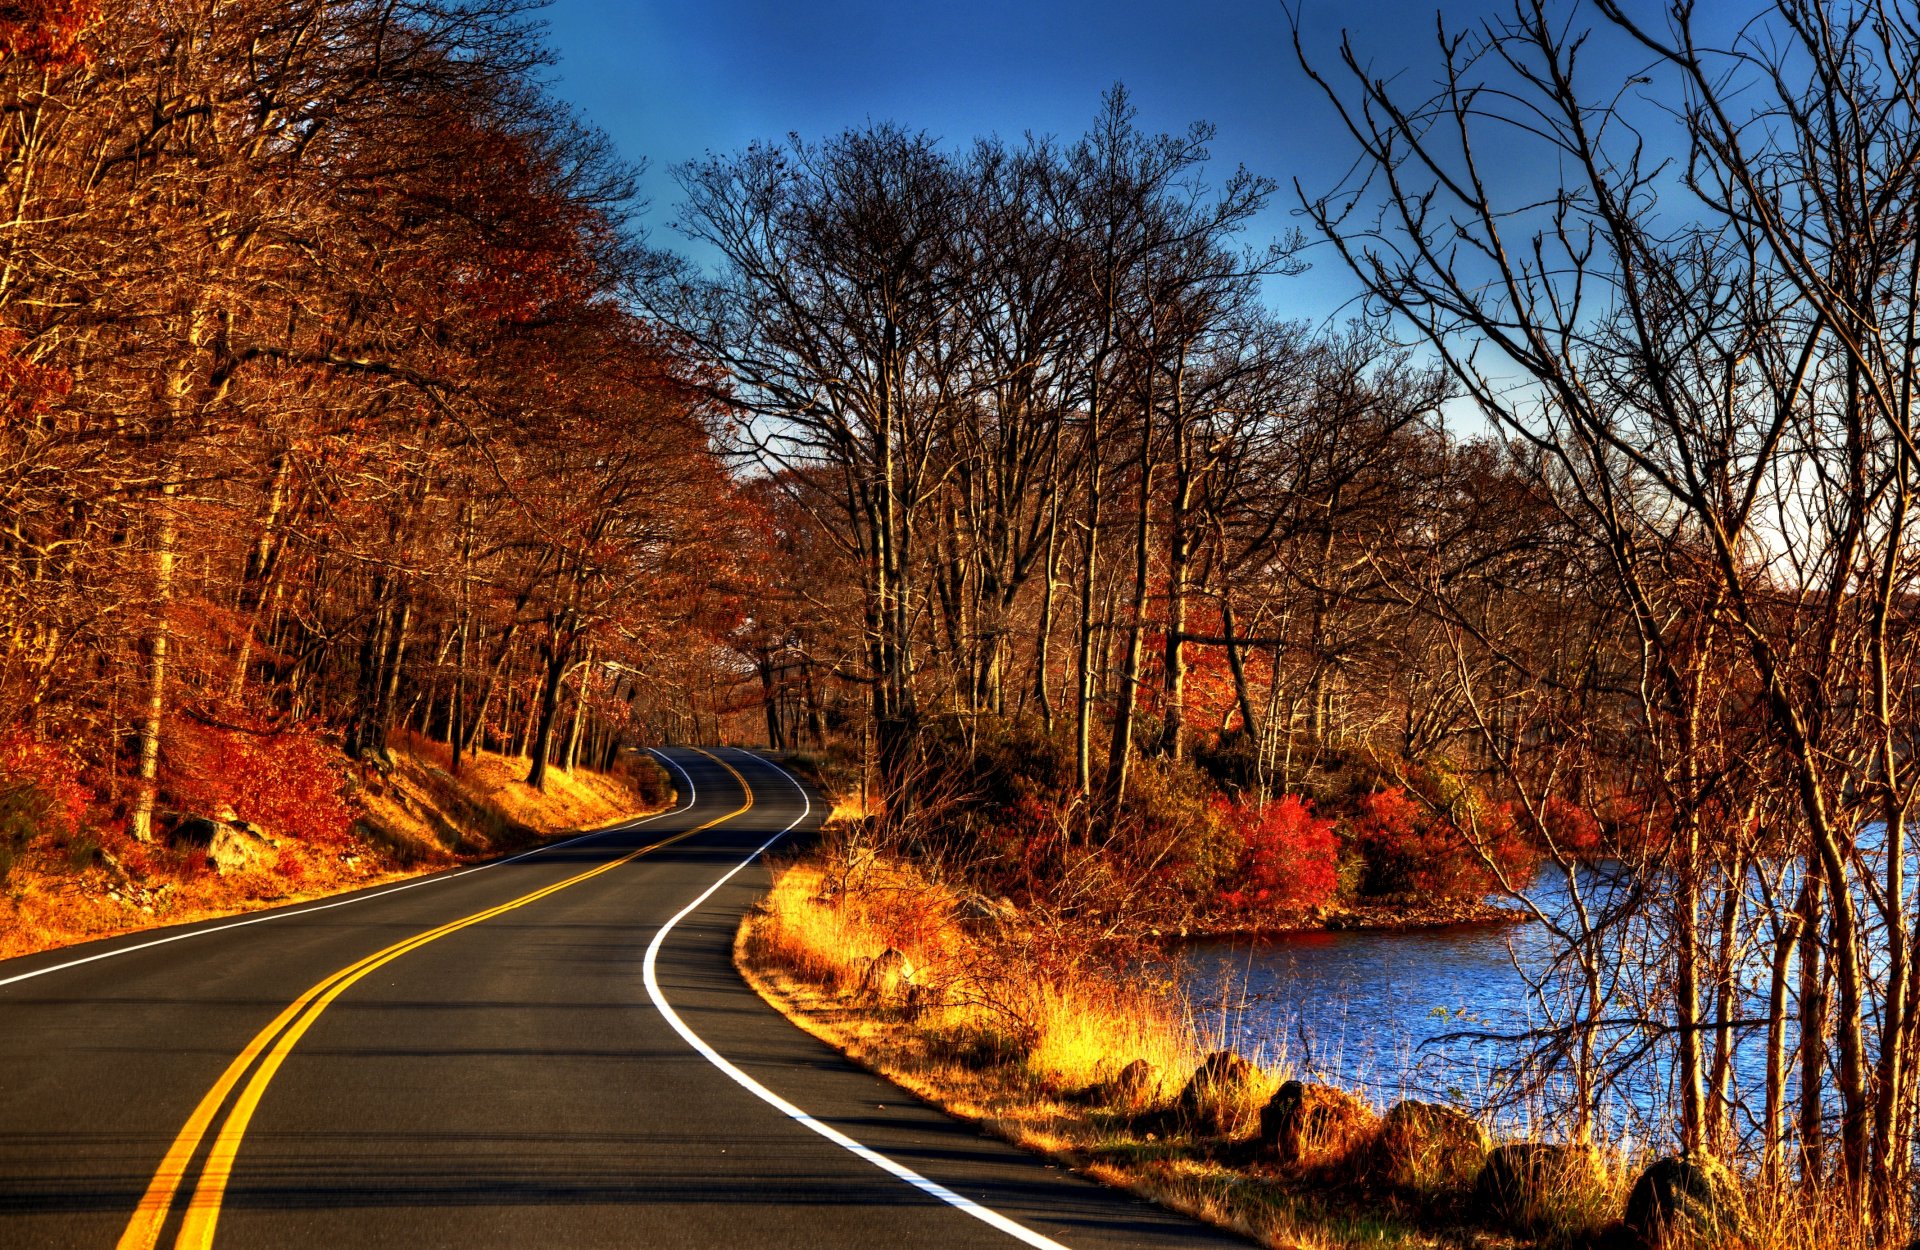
[1215,794,1339,915]
[166,719,355,844]
[1350,785,1537,900]
[0,732,93,836]
[1533,793,1604,857]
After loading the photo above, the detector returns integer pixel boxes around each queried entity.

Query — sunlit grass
[740,844,1903,1250]
[738,852,1456,1250]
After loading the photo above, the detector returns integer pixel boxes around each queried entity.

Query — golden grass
[738,845,1904,1250]
[737,851,1476,1249]
[0,740,663,962]
[746,858,1231,1098]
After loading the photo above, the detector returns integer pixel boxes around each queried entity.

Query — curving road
[0,747,1245,1249]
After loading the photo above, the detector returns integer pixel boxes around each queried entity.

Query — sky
[534,0,1516,330]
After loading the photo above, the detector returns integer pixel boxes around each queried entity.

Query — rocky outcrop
[207,823,273,874]
[1623,1155,1744,1247]
[1258,1080,1379,1170]
[1370,1100,1487,1191]
[1176,1051,1262,1136]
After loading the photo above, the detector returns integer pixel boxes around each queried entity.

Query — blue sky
[535,1,1508,327]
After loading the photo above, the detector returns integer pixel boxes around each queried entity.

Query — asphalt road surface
[0,747,1248,1249]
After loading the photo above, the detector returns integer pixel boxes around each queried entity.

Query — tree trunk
[1100,441,1154,827]
[128,484,177,843]
[526,644,569,790]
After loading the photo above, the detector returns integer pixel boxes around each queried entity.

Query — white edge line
[641,747,1072,1250]
[0,767,699,992]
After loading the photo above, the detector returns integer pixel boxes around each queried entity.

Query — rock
[1471,1142,1606,1227]
[1108,1058,1158,1109]
[229,818,278,847]
[858,948,915,1003]
[1623,1155,1744,1247]
[168,814,222,847]
[1079,1059,1159,1111]
[1259,1080,1379,1170]
[1371,1100,1487,1191]
[1176,1051,1262,1136]
[207,822,275,876]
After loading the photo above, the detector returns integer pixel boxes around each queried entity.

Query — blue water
[1181,922,1545,1109]
[1176,864,1685,1143]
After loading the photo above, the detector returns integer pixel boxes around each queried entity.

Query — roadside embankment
[0,734,669,962]
[736,841,1476,1248]
[738,835,1859,1250]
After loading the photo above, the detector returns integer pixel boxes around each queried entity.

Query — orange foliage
[1350,785,1537,900]
[0,730,92,835]
[165,719,354,844]
[0,0,93,69]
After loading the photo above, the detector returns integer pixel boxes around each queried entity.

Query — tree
[1300,0,1920,1224]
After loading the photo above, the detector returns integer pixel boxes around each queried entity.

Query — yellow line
[119,753,753,1250]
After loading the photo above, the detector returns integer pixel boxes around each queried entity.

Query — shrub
[1532,793,1604,858]
[166,718,354,843]
[1350,784,1538,899]
[0,733,93,884]
[1215,794,1339,915]
[619,753,673,807]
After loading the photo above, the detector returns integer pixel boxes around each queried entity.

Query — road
[0,747,1246,1249]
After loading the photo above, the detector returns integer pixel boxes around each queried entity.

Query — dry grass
[738,850,1473,1249]
[0,739,664,961]
[738,845,1906,1250]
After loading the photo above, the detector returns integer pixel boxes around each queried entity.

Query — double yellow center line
[118,750,754,1250]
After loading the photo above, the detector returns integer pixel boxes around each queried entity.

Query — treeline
[0,1,743,852]
[654,91,1475,805]
[661,21,1920,1234]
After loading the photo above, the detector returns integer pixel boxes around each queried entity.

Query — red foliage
[0,731,92,835]
[165,719,354,844]
[1215,794,1339,915]
[0,331,72,421]
[0,0,93,69]
[1350,786,1537,900]
[1533,793,1604,857]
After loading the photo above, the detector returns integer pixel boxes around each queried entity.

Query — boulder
[207,821,275,876]
[858,948,915,1004]
[1108,1058,1159,1110]
[229,818,277,846]
[1371,1100,1486,1190]
[1176,1051,1262,1136]
[1623,1155,1744,1247]
[168,814,222,848]
[1259,1080,1379,1170]
[1080,1058,1159,1111]
[1471,1142,1606,1227]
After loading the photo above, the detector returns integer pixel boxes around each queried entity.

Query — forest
[2,0,1919,1242]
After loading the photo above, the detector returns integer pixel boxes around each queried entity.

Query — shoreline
[1181,898,1533,940]
[735,852,1618,1249]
